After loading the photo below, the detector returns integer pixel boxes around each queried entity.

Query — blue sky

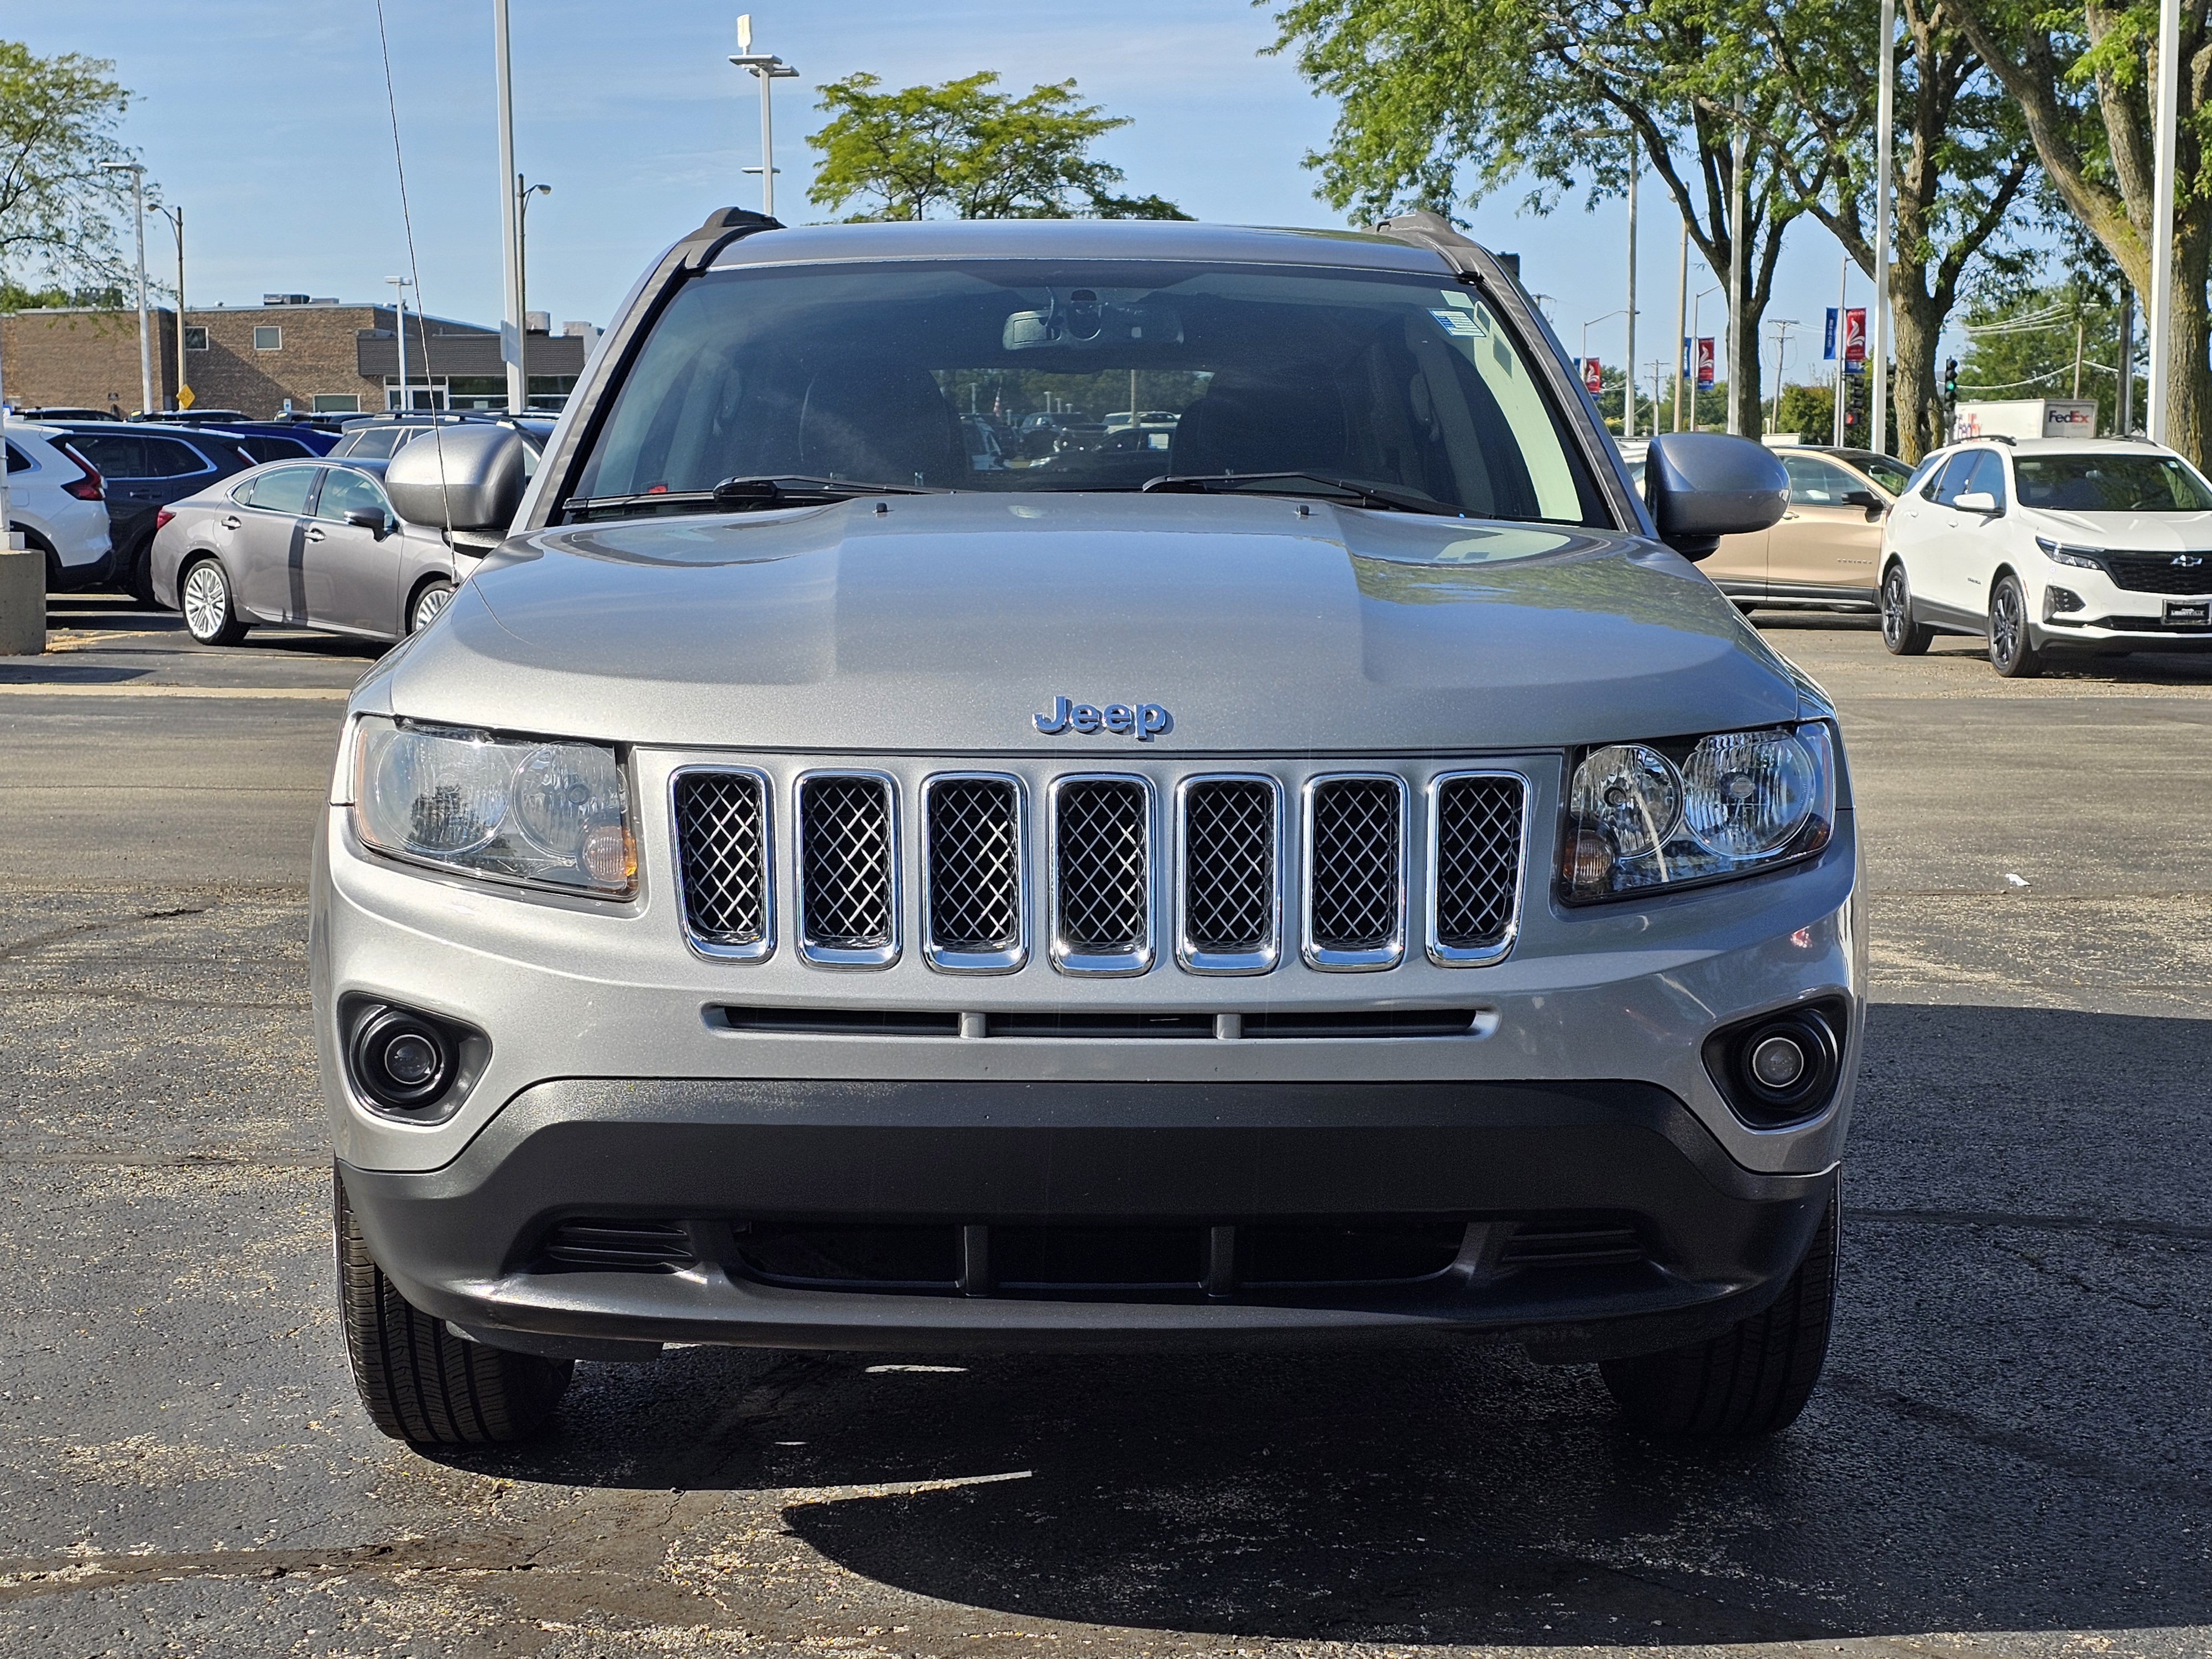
[23,1,1880,399]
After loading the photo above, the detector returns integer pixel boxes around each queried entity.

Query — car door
[305,466,406,634]
[1905,452,1984,616]
[229,463,321,621]
[1768,455,1884,598]
[1944,449,2010,620]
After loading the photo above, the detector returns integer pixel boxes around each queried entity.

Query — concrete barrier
[0,541,45,655]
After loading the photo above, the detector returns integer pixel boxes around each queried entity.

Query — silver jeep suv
[315,210,1855,1447]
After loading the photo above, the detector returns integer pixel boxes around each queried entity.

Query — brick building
[1,296,593,419]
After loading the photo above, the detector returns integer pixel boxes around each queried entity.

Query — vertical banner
[1681,335,1693,375]
[1843,307,1868,363]
[1582,357,1603,395]
[1824,308,1839,361]
[1695,337,1715,390]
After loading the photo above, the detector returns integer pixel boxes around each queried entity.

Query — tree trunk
[1729,304,1765,439]
[1890,285,1948,462]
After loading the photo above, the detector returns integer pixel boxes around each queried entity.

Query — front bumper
[339,1076,1836,1362]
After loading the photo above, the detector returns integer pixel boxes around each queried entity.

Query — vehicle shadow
[419,1001,2212,1646]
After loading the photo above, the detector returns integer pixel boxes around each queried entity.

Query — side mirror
[343,506,391,538]
[382,424,526,531]
[1841,488,1884,513]
[1953,489,1999,514]
[1640,432,1790,560]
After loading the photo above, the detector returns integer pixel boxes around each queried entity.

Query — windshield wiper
[1141,472,1463,516]
[560,474,949,523]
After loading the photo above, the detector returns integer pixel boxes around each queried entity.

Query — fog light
[348,1005,459,1112]
[1750,1033,1807,1089]
[2043,586,2084,620]
[383,1031,440,1087]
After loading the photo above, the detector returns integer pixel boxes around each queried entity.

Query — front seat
[1170,372,1349,477]
[796,358,962,486]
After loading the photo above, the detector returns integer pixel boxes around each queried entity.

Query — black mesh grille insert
[1501,1223,1645,1268]
[1182,779,1275,953]
[2102,554,2212,595]
[1433,776,1524,951]
[799,774,894,950]
[926,778,1021,953]
[1054,780,1149,953]
[674,771,768,947]
[1308,778,1401,951]
[543,1219,696,1272]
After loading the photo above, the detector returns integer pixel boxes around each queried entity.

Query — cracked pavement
[1,598,2206,1656]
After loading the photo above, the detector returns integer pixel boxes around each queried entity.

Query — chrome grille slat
[924,774,1025,972]
[1050,776,1154,975]
[1302,775,1406,970]
[672,768,773,961]
[795,772,900,967]
[1177,775,1279,974]
[1427,772,1526,967]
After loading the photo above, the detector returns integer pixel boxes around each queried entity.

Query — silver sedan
[150,456,479,646]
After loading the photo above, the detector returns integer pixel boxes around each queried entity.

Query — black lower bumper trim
[341,1077,1833,1362]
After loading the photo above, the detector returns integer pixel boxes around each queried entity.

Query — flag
[1843,308,1867,363]
[1824,309,1838,361]
[1582,357,1603,395]
[1695,338,1715,390]
[1681,335,1692,375]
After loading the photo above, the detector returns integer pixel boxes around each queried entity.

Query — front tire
[336,1173,571,1446]
[1599,1191,1837,1437]
[179,557,248,646]
[1879,562,1933,655]
[1989,573,2043,678]
[408,578,454,635]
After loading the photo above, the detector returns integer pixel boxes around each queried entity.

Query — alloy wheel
[1991,585,2022,668]
[1881,569,1908,648]
[410,583,453,634]
[182,563,229,642]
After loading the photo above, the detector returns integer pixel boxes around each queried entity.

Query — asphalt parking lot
[2,592,2208,1658]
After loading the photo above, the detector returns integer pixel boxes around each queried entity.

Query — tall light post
[1830,251,1849,446]
[1872,0,1896,455]
[385,275,414,411]
[731,15,799,219]
[150,200,185,410]
[101,161,153,416]
[1726,96,1746,435]
[1583,310,1627,424]
[516,175,552,410]
[494,0,525,415]
[1688,284,1720,431]
[1672,220,1689,432]
[2147,0,2182,443]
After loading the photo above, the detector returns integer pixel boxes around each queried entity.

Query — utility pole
[101,162,153,416]
[494,0,525,415]
[731,15,799,219]
[2147,0,2182,444]
[1768,318,1799,435]
[517,175,552,410]
[152,202,185,410]
[386,276,414,411]
[1673,221,1689,433]
[1726,97,1745,435]
[1872,0,1896,456]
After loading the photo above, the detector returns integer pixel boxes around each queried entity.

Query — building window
[312,394,361,414]
[383,376,447,412]
[184,326,209,351]
[253,325,281,351]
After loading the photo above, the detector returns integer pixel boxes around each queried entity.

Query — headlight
[350,716,635,898]
[1561,723,1835,901]
[2035,536,2106,570]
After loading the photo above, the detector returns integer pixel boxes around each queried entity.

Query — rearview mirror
[1640,432,1790,560]
[382,424,527,531]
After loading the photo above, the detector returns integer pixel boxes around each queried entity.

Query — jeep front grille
[1178,776,1279,973]
[1050,776,1154,974]
[1428,773,1526,966]
[924,774,1025,971]
[795,772,899,966]
[1303,775,1406,969]
[672,769,772,960]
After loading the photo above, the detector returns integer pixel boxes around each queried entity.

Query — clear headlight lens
[2035,536,2105,570]
[351,717,635,897]
[1562,723,1835,901]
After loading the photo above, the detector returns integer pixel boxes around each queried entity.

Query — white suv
[4,420,113,589]
[1879,436,2212,676]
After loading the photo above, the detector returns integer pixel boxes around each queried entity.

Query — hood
[2028,507,2212,550]
[372,493,1806,754]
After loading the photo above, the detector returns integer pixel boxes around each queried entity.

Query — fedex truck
[1952,399,2099,442]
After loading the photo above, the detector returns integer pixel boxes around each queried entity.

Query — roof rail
[678,206,784,272]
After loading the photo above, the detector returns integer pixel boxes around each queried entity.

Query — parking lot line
[0,684,351,700]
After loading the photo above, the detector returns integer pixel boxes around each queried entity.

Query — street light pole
[386,276,414,411]
[1624,141,1638,440]
[102,162,153,416]
[152,201,185,410]
[1872,0,1896,455]
[731,15,799,219]
[1726,97,1745,435]
[1673,219,1689,432]
[494,0,525,416]
[1831,250,1848,446]
[2147,0,2182,444]
[1689,284,1719,431]
[516,175,552,410]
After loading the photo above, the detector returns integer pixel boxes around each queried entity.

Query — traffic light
[1944,358,1959,400]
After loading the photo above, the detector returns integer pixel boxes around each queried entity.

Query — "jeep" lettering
[1033,696,1173,740]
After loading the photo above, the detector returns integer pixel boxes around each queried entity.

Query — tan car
[1699,446,1911,613]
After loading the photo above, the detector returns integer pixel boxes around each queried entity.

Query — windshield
[2014,452,2212,513]
[570,260,1601,524]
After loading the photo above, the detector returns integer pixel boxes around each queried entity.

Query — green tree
[1944,0,2212,463]
[806,72,1190,222]
[0,42,140,295]
[1955,278,2132,434]
[1757,1,2037,462]
[1268,0,1838,437]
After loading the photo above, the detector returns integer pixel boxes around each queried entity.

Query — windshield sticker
[1429,307,1487,339]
